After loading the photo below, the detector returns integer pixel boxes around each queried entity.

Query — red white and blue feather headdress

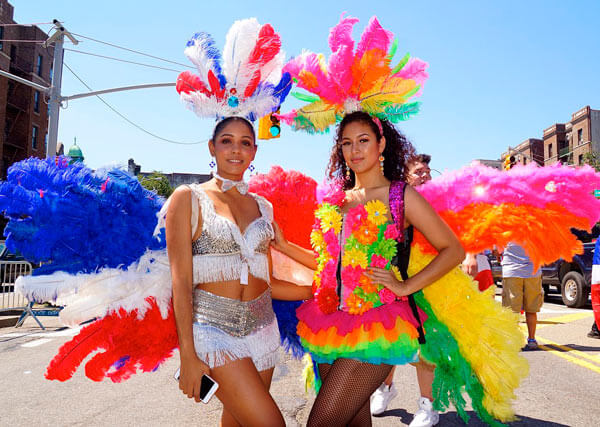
[176,18,292,122]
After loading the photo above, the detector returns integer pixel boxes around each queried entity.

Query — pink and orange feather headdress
[278,15,429,133]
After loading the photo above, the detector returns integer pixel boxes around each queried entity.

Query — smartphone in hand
[174,367,219,404]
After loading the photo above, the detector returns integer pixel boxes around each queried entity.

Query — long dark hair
[212,116,256,143]
[327,111,416,190]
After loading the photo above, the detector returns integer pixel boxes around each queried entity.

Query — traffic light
[503,155,515,171]
[258,109,281,140]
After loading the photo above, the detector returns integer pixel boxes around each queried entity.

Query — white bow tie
[213,172,249,195]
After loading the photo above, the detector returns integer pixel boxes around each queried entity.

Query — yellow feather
[409,246,529,422]
[297,100,338,132]
[360,77,417,114]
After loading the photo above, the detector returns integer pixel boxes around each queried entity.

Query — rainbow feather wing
[415,162,600,270]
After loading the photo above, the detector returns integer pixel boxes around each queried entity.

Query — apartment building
[0,0,54,178]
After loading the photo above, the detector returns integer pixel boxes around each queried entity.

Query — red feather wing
[46,298,178,383]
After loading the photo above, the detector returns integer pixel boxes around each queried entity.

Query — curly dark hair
[327,111,416,190]
[212,116,256,144]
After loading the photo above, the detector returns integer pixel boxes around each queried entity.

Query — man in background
[501,242,543,350]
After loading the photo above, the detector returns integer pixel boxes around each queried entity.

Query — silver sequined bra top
[188,184,274,285]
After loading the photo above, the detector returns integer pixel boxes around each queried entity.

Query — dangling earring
[249,163,255,173]
[345,164,351,179]
[209,157,216,173]
[379,155,385,173]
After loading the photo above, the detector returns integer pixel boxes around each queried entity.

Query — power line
[64,48,183,73]
[63,62,205,145]
[71,32,194,70]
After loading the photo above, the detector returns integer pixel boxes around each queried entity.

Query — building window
[32,126,39,150]
[523,157,527,165]
[10,45,16,61]
[578,154,584,165]
[44,133,48,153]
[49,64,53,84]
[34,91,40,113]
[577,129,583,144]
[36,55,43,76]
[548,143,553,158]
[0,26,4,50]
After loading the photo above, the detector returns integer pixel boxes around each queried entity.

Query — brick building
[0,0,54,178]
[503,105,599,167]
[502,138,544,167]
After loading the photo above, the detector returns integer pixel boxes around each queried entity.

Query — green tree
[583,151,600,172]
[139,172,174,198]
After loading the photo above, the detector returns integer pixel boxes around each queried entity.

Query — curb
[0,315,19,328]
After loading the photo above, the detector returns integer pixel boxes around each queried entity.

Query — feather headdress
[279,15,428,133]
[176,18,292,121]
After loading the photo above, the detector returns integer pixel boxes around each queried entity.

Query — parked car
[485,250,503,284]
[541,242,594,308]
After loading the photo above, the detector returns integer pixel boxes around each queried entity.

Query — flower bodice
[311,198,403,315]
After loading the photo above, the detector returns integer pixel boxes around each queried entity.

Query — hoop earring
[379,155,385,174]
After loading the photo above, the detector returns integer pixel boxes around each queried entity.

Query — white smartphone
[173,367,219,404]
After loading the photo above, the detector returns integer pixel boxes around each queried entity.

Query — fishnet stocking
[307,359,393,427]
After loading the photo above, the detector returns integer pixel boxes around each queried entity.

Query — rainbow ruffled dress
[296,181,528,426]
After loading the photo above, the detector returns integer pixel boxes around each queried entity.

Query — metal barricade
[0,260,32,313]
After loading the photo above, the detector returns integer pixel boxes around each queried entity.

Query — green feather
[414,293,507,426]
[383,102,421,123]
[391,52,410,75]
[387,38,399,61]
[291,92,321,103]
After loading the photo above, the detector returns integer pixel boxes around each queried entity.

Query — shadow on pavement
[375,409,569,426]
[563,343,600,352]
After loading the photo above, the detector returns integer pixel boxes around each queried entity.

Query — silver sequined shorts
[192,288,280,372]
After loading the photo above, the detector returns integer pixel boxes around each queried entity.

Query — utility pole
[0,19,176,160]
[44,20,78,159]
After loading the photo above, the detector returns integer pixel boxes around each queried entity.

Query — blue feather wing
[0,157,165,275]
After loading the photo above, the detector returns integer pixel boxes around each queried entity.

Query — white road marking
[21,338,53,348]
[1,327,81,339]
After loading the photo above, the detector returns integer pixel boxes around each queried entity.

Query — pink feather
[328,16,359,95]
[394,57,429,96]
[284,52,338,102]
[355,16,394,60]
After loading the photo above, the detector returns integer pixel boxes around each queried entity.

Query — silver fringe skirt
[192,288,280,371]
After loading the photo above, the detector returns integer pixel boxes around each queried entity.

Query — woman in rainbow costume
[272,15,529,426]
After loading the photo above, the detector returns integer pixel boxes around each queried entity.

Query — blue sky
[11,1,600,180]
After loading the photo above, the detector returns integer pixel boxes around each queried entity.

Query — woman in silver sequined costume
[164,117,311,426]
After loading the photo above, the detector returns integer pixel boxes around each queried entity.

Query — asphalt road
[0,289,598,426]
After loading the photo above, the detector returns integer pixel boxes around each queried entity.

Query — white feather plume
[184,34,222,86]
[222,18,261,94]
[16,250,172,327]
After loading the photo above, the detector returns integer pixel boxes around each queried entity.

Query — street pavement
[0,288,598,426]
